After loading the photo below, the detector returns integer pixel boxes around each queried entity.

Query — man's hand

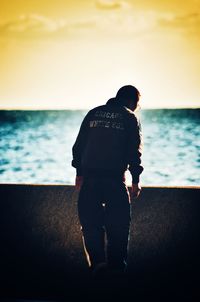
[75,176,83,191]
[131,183,141,199]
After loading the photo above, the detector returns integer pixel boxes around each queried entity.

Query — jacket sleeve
[71,112,90,176]
[126,114,144,183]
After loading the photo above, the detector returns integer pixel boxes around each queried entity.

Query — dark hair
[116,85,140,108]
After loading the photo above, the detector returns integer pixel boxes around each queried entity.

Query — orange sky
[0,0,200,109]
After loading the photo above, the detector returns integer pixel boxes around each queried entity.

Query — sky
[0,0,200,109]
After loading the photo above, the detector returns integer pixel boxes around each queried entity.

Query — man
[72,85,143,276]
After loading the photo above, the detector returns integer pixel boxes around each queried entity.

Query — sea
[0,109,199,186]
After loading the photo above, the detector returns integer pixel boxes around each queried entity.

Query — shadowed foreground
[0,184,199,301]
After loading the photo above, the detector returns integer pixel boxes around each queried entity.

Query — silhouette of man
[72,85,143,276]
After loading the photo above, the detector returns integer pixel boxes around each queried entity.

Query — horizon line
[0,106,199,111]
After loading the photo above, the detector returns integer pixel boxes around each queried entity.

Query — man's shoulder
[90,104,106,112]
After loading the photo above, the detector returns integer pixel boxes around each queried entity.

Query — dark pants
[78,177,131,270]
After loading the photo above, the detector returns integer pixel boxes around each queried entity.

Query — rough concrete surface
[0,184,199,301]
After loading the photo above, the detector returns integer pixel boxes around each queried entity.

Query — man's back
[81,102,133,175]
[72,98,142,181]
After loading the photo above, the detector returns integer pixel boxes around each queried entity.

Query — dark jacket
[72,98,143,183]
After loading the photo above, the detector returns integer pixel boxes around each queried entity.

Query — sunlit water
[0,109,199,186]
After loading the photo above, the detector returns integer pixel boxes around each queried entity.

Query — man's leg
[105,180,131,271]
[78,179,106,269]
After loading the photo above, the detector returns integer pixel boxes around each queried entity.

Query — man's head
[116,85,140,111]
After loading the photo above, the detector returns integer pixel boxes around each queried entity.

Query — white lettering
[94,110,122,119]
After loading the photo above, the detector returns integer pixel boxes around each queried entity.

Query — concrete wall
[0,184,199,300]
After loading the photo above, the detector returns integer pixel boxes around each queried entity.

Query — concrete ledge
[0,184,199,301]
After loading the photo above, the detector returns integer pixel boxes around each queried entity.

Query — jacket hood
[106,97,128,108]
[106,97,117,105]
